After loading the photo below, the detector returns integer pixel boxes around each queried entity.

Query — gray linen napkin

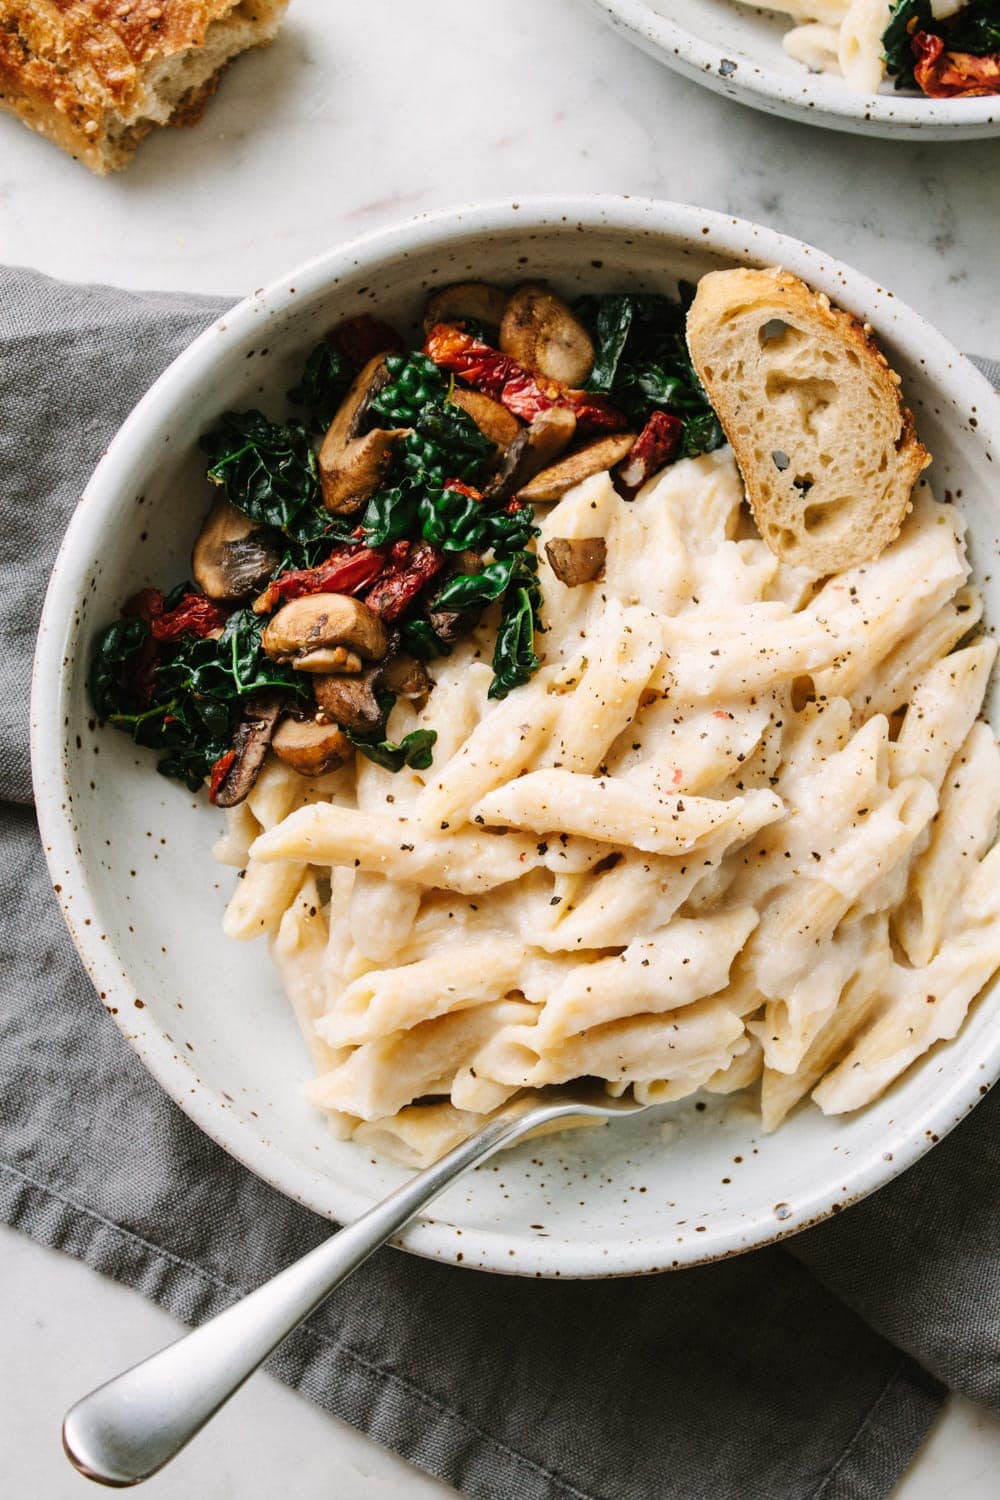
[2,266,997,1500]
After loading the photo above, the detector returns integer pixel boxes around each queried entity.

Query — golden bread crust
[687,267,931,576]
[0,0,288,172]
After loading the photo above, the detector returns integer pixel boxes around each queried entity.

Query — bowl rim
[31,194,1000,1277]
[583,0,1000,136]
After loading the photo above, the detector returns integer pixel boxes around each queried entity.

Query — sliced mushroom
[484,407,578,501]
[453,549,485,577]
[425,606,465,644]
[326,352,392,445]
[213,692,283,807]
[192,498,281,602]
[499,283,595,386]
[449,388,522,450]
[319,428,407,514]
[318,352,408,514]
[422,552,486,644]
[518,433,637,502]
[382,653,433,708]
[423,281,508,335]
[262,593,389,673]
[272,715,353,777]
[313,664,386,737]
[544,537,607,587]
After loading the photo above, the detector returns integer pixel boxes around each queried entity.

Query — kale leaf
[577,292,724,458]
[370,352,447,425]
[490,585,540,701]
[361,481,423,546]
[584,294,635,393]
[415,483,482,551]
[201,410,332,545]
[89,606,303,792]
[372,353,493,485]
[679,408,725,459]
[287,340,352,433]
[361,468,538,560]
[348,727,438,772]
[882,0,930,87]
[398,403,494,486]
[217,608,305,696]
[400,617,453,660]
[946,0,1000,54]
[89,619,150,722]
[418,486,537,556]
[431,554,525,613]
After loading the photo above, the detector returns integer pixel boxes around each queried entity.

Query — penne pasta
[210,446,998,1164]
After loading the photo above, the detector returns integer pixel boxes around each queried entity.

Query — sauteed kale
[882,0,1000,96]
[90,281,723,808]
[201,411,329,550]
[578,287,724,457]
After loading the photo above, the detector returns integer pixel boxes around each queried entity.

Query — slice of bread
[686,267,930,576]
[0,0,289,175]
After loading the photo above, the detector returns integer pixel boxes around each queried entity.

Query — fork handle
[63,1097,542,1487]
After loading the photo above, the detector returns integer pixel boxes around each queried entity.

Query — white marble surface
[1,0,998,1494]
[2,1220,999,1500]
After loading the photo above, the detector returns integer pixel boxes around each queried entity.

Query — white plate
[31,197,1000,1277]
[582,0,1000,138]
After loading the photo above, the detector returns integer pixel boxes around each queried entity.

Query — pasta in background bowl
[32,198,1000,1276]
[582,0,1000,137]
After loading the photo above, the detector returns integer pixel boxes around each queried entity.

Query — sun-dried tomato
[330,314,405,369]
[614,411,684,497]
[424,323,627,434]
[118,592,162,708]
[208,750,237,805]
[123,587,165,623]
[374,538,432,583]
[253,546,387,614]
[149,592,230,642]
[364,540,444,623]
[913,31,1000,97]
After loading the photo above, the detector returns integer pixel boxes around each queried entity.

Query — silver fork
[62,1086,648,1487]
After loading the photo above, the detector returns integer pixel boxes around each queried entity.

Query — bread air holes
[758,318,804,349]
[803,499,847,536]
[765,371,837,418]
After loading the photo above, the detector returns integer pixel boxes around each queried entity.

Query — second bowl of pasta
[582,0,1000,138]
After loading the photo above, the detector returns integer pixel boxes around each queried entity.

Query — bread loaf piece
[0,0,289,174]
[686,267,930,576]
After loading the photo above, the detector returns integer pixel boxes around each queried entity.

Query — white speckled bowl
[32,198,1000,1277]
[582,0,1000,138]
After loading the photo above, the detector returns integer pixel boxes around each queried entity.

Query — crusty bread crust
[687,267,931,577]
[0,0,289,173]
